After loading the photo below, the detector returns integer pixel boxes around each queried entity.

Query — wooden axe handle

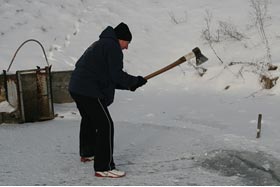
[144,51,195,80]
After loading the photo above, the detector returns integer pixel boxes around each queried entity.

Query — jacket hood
[99,26,118,43]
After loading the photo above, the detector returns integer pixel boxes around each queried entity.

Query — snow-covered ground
[1,0,280,185]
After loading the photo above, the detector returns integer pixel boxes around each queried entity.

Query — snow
[0,101,15,113]
[1,0,280,185]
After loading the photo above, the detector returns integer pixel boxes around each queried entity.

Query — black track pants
[70,93,115,171]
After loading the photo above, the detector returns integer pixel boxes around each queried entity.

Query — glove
[130,76,147,91]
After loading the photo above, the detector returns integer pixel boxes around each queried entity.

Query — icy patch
[195,149,280,185]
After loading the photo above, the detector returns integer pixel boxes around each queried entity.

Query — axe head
[192,47,208,66]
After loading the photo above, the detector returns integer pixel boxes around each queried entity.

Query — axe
[144,47,208,80]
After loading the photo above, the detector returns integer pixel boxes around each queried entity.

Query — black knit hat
[114,22,132,42]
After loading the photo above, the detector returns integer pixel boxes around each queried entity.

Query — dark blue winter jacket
[69,26,139,106]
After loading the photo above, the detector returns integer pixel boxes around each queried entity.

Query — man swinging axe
[69,22,208,178]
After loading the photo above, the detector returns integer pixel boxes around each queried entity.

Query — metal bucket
[0,39,54,123]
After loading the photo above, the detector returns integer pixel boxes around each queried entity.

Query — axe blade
[192,47,208,66]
